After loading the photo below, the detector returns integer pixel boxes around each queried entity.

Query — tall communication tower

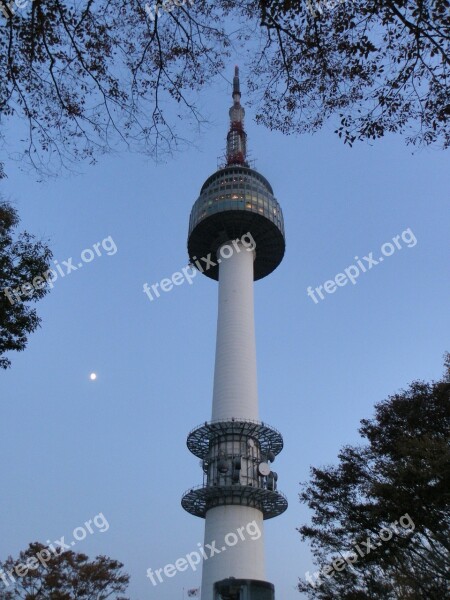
[182,67,287,600]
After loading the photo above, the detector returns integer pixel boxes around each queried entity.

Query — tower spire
[226,65,248,166]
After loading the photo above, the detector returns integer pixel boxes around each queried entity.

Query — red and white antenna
[226,66,248,166]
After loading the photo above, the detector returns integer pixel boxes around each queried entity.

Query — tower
[182,67,287,600]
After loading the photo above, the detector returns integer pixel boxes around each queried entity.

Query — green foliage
[0,200,52,368]
[298,354,450,599]
[0,543,129,599]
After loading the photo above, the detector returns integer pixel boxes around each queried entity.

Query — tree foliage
[298,354,450,599]
[0,0,448,177]
[0,200,52,368]
[0,543,129,599]
[0,0,228,176]
[256,0,450,147]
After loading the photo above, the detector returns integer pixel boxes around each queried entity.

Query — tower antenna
[226,65,248,167]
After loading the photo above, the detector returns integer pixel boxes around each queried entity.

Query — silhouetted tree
[256,0,450,148]
[298,354,450,599]
[0,0,448,177]
[0,543,129,600]
[0,200,52,368]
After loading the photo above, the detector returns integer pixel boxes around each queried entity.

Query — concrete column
[200,505,265,600]
[211,242,258,421]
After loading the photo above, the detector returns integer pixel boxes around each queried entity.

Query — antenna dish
[258,462,270,477]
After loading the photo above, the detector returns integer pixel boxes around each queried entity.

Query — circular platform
[187,419,284,459]
[181,484,288,520]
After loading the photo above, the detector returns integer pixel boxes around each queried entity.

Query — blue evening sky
[1,66,449,600]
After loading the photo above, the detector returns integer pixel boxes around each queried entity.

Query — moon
[89,373,97,381]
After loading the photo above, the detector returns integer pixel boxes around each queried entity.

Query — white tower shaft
[202,242,265,599]
[201,506,266,599]
[212,243,258,422]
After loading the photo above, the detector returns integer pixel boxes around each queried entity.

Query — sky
[0,65,449,600]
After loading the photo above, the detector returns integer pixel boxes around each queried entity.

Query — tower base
[214,578,274,600]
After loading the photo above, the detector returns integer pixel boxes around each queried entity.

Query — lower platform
[181,484,288,519]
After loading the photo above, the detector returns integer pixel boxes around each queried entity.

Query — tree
[0,0,448,178]
[298,354,450,599]
[0,0,227,177]
[0,543,129,599]
[0,200,52,369]
[255,0,450,148]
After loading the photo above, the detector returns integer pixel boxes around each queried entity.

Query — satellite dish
[267,451,276,463]
[258,462,270,476]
